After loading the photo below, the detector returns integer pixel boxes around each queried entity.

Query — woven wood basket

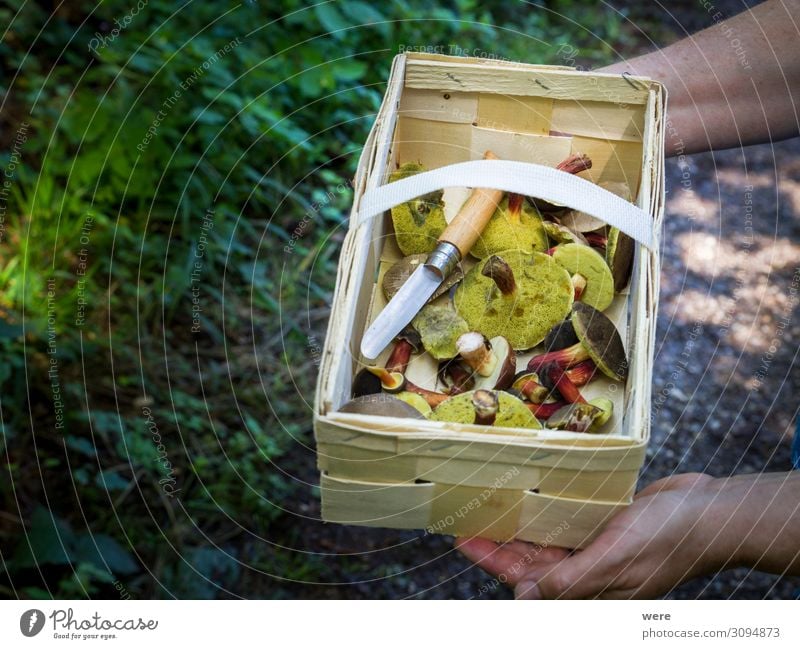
[314,53,666,548]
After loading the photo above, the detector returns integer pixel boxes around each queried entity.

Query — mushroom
[338,393,426,419]
[394,391,433,416]
[438,359,475,395]
[351,368,382,398]
[526,400,569,421]
[470,193,549,259]
[412,304,470,360]
[542,221,590,246]
[543,363,586,404]
[428,390,542,429]
[453,250,573,350]
[558,180,633,233]
[383,253,463,303]
[364,335,452,408]
[606,227,635,292]
[528,153,593,213]
[511,371,549,403]
[543,318,579,352]
[551,243,615,312]
[389,162,447,255]
[455,332,516,390]
[546,397,614,433]
[527,302,628,381]
[471,389,500,426]
[583,231,608,251]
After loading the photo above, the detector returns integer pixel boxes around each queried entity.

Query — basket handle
[355,159,654,249]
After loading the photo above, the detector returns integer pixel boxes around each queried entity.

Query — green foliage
[0,0,626,598]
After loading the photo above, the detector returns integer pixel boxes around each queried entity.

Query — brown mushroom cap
[606,227,635,293]
[338,393,426,419]
[352,368,382,398]
[570,302,628,381]
[543,318,579,352]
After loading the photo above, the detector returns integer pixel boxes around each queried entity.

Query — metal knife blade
[360,263,441,359]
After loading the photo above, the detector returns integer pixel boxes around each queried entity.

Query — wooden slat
[398,87,479,123]
[550,99,646,142]
[320,474,627,548]
[570,135,643,188]
[476,94,553,135]
[319,443,639,501]
[405,59,652,105]
[394,116,472,169]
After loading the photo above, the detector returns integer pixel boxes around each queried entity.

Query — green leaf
[10,507,75,568]
[73,534,138,576]
[334,60,367,82]
[314,4,350,37]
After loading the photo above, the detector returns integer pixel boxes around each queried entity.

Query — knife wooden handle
[437,150,504,258]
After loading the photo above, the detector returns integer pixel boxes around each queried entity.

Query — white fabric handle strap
[356,159,653,249]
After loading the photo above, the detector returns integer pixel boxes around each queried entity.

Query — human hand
[455,473,728,599]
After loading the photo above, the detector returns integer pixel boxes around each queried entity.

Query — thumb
[515,542,616,600]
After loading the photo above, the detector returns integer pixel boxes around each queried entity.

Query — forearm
[600,0,800,156]
[695,472,800,576]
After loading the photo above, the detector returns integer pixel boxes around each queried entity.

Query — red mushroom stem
[584,232,608,250]
[547,364,587,404]
[444,361,474,395]
[405,383,451,408]
[385,339,413,373]
[527,342,590,372]
[564,359,597,387]
[382,338,449,407]
[556,153,593,175]
[526,400,568,420]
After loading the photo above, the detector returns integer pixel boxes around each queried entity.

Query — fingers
[454,537,569,587]
[514,537,621,600]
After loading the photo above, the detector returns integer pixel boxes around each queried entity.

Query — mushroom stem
[365,367,406,393]
[517,377,549,403]
[546,364,587,404]
[405,382,451,408]
[571,273,587,301]
[439,360,474,395]
[526,400,568,420]
[507,193,524,225]
[556,153,593,175]
[456,332,496,377]
[527,342,590,371]
[564,359,597,387]
[471,389,499,426]
[385,338,413,373]
[481,255,517,296]
[584,232,608,250]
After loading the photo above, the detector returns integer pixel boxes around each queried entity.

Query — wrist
[684,476,747,574]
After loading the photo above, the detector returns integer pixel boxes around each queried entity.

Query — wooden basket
[314,53,666,549]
